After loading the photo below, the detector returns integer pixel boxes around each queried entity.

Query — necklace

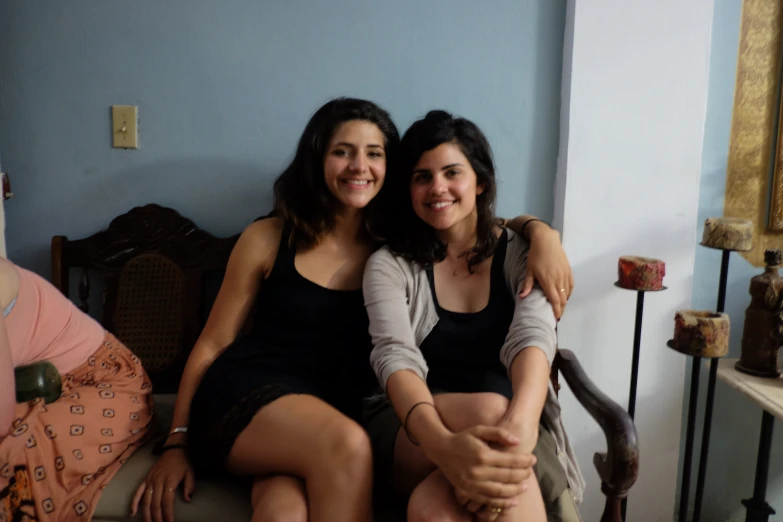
[446,241,475,276]
[448,256,469,276]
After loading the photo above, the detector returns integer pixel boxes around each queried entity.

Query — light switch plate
[112,105,139,149]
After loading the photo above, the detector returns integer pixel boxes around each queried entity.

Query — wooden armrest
[15,361,62,404]
[556,349,639,520]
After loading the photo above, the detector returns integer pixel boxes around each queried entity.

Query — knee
[250,479,307,522]
[407,488,463,522]
[251,502,307,522]
[471,393,510,426]
[320,419,372,475]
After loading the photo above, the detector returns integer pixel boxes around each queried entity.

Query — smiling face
[409,142,484,232]
[322,119,387,212]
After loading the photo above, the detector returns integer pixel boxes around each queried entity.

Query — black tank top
[420,229,515,398]
[225,220,375,404]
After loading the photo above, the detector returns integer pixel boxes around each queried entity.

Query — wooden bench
[51,204,639,522]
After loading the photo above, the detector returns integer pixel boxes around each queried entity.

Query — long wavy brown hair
[273,98,400,248]
[385,110,499,273]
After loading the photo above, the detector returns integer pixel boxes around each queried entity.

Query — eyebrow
[413,162,463,175]
[332,141,384,149]
[441,163,463,170]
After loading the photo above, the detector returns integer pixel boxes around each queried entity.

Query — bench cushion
[94,395,251,521]
[93,395,580,522]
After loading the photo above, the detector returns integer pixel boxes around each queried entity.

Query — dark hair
[386,110,499,272]
[273,97,400,248]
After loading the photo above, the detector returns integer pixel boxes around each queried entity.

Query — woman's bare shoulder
[242,216,284,243]
[229,216,285,278]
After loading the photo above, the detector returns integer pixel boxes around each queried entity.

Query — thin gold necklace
[447,253,470,276]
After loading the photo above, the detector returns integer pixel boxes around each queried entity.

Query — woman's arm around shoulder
[503,217,573,318]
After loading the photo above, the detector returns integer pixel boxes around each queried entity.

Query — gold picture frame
[725,0,783,265]
[769,76,783,232]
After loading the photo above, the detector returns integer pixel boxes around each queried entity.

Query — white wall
[555,1,714,520]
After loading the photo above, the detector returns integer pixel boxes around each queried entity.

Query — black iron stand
[741,411,776,522]
[628,290,645,420]
[691,249,730,522]
[615,283,666,521]
[678,353,702,522]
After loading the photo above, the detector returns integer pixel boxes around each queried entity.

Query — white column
[555,1,714,520]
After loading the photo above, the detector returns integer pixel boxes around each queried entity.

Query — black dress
[188,220,375,474]
[420,229,514,398]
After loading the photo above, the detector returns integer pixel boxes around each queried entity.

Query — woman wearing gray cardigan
[363,111,584,522]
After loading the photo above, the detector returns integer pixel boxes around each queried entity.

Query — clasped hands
[422,421,537,521]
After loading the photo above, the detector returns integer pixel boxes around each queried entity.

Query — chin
[417,215,453,231]
[338,195,375,210]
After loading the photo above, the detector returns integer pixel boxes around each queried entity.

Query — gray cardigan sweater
[363,228,585,503]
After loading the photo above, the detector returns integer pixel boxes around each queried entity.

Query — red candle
[617,256,665,291]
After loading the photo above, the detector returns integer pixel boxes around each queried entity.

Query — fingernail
[508,435,520,444]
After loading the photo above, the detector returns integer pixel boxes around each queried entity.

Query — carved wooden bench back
[51,204,238,393]
[50,203,562,394]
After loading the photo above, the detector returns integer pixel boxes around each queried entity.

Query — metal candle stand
[613,281,667,521]
[614,283,668,420]
[674,246,733,522]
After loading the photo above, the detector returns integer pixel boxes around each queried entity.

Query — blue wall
[0,0,566,276]
[685,0,783,519]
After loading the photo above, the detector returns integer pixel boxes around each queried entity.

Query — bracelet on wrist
[165,427,188,441]
[403,402,438,446]
[519,218,551,236]
[152,437,188,455]
[160,443,188,454]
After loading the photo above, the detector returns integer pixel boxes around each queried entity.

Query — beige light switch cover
[112,105,139,149]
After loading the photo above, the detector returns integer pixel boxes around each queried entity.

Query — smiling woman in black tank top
[131,98,400,522]
[366,111,569,522]
[130,98,574,522]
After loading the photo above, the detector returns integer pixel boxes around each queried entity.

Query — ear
[476,182,486,196]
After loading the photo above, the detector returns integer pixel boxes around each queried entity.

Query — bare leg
[250,475,307,522]
[407,469,546,522]
[393,392,512,495]
[407,470,471,522]
[494,473,547,522]
[395,392,548,521]
[226,394,373,522]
